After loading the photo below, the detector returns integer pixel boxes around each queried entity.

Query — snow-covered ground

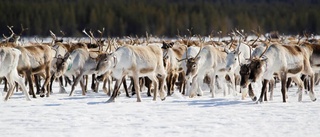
[1,79,320,137]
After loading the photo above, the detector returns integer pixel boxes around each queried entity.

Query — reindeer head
[225,47,241,72]
[161,41,174,49]
[239,63,251,88]
[185,56,201,78]
[248,57,267,82]
[95,53,117,75]
[239,56,267,87]
[54,53,71,78]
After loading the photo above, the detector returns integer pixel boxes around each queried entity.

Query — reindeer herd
[1,26,320,103]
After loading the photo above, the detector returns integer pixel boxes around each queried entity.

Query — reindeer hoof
[312,98,317,102]
[40,94,45,98]
[252,96,257,101]
[106,98,115,103]
[161,97,166,101]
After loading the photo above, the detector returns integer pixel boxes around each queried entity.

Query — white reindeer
[240,42,316,103]
[96,44,167,102]
[185,40,235,98]
[0,47,31,101]
[180,46,200,96]
[54,43,102,96]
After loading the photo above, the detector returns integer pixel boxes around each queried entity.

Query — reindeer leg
[181,79,186,95]
[69,72,84,96]
[107,77,112,96]
[35,75,41,95]
[139,77,145,92]
[188,77,198,98]
[106,79,122,103]
[209,74,216,98]
[258,79,269,103]
[308,73,316,102]
[171,73,178,95]
[145,77,152,97]
[83,75,88,92]
[248,84,257,101]
[64,76,71,87]
[291,77,304,102]
[4,79,15,101]
[269,79,275,101]
[158,73,167,101]
[102,77,109,95]
[132,75,142,102]
[130,77,136,96]
[228,74,236,96]
[26,72,36,98]
[315,73,320,85]
[12,71,31,101]
[79,78,86,96]
[149,75,158,101]
[167,73,172,96]
[41,66,51,97]
[280,73,287,103]
[91,74,96,91]
[59,76,67,93]
[93,79,99,93]
[3,78,8,92]
[122,77,130,98]
[49,74,55,94]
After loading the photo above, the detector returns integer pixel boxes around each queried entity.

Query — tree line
[1,0,319,37]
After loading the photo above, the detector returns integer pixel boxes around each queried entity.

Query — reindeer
[240,42,316,103]
[179,46,200,96]
[53,41,100,96]
[184,36,235,98]
[0,47,31,101]
[49,30,70,93]
[162,41,187,96]
[95,44,167,102]
[2,25,53,98]
[224,30,260,100]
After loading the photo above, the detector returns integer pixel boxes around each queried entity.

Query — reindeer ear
[161,41,166,49]
[64,52,70,59]
[260,55,268,61]
[224,47,231,54]
[112,55,117,68]
[164,55,169,60]
[195,56,201,62]
[169,42,174,47]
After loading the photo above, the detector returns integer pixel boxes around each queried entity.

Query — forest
[0,0,319,37]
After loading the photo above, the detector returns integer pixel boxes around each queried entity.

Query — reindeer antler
[97,28,105,40]
[19,24,28,36]
[50,30,57,39]
[145,31,150,46]
[186,28,193,47]
[60,30,65,37]
[194,35,204,59]
[259,44,269,58]
[97,27,105,52]
[82,28,93,44]
[217,30,222,42]
[5,26,15,39]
